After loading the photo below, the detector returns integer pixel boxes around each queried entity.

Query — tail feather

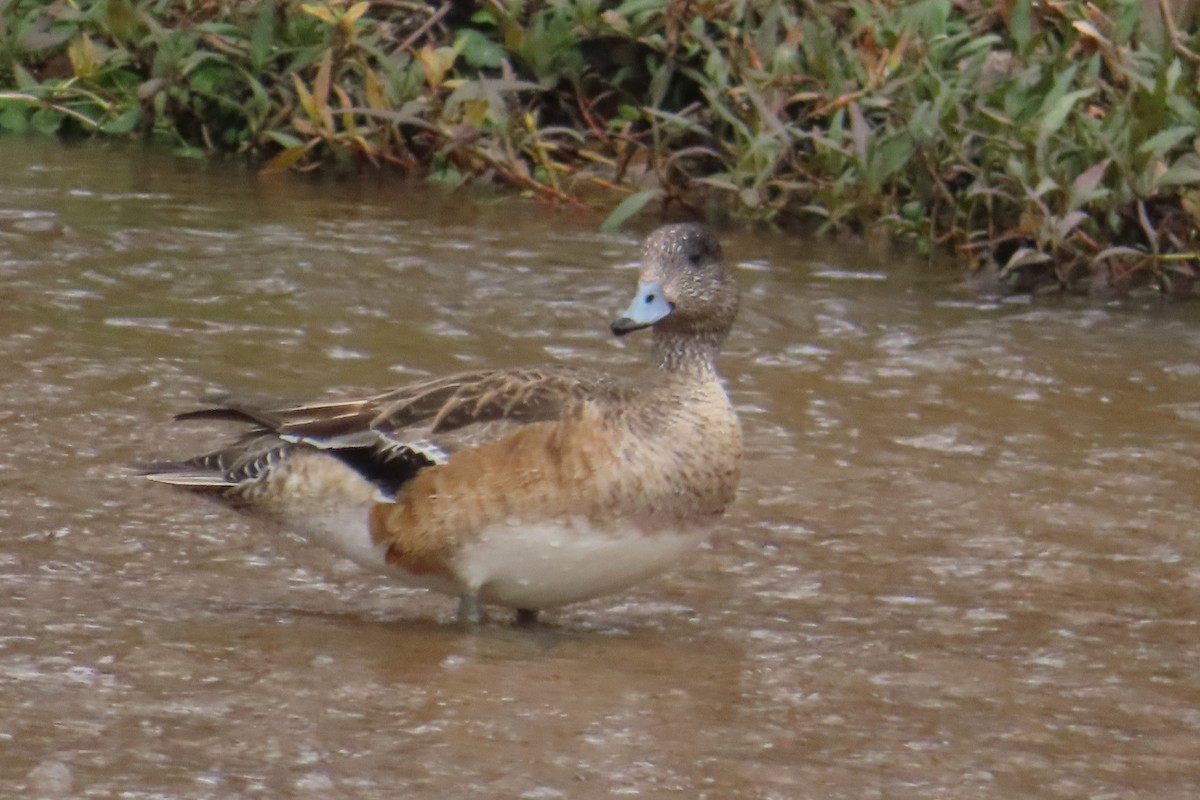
[142,470,239,488]
[173,398,380,446]
[173,408,264,425]
[143,393,442,499]
[138,434,296,492]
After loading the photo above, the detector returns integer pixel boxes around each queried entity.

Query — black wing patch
[329,442,444,499]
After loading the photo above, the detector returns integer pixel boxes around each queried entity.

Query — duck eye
[645,293,656,303]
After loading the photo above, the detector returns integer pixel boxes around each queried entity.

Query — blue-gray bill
[611,279,674,336]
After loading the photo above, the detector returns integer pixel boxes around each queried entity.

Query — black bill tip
[610,317,649,337]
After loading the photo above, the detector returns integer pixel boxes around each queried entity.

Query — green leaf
[103,0,141,41]
[647,62,673,110]
[1136,126,1194,158]
[1165,58,1183,92]
[614,0,667,20]
[265,130,305,149]
[13,64,38,91]
[704,47,728,85]
[427,165,464,186]
[1032,176,1058,197]
[1037,85,1093,171]
[642,106,709,136]
[100,108,140,134]
[1156,153,1200,188]
[0,104,29,133]
[1039,87,1093,140]
[1010,0,1033,55]
[907,101,936,147]
[900,0,950,37]
[600,189,661,232]
[1166,93,1200,129]
[250,1,276,71]
[872,133,914,185]
[1038,64,1080,119]
[617,104,642,122]
[29,108,65,135]
[457,29,506,69]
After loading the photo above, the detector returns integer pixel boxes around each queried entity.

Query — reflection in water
[1,139,1199,798]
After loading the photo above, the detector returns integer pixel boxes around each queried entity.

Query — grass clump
[2,0,1199,292]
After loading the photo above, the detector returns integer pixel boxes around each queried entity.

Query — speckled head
[610,223,738,343]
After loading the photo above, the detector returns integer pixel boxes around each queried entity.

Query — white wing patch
[396,439,449,465]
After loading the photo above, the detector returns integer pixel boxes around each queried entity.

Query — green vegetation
[2,0,1199,292]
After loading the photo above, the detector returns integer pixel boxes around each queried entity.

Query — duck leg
[456,594,483,624]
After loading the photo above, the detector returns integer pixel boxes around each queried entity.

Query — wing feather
[249,366,629,445]
[160,366,633,496]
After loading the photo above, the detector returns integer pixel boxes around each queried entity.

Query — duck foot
[514,608,540,626]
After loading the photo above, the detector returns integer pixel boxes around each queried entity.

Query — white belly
[285,502,461,597]
[280,481,708,609]
[455,519,708,609]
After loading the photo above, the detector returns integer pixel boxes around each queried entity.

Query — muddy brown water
[1,138,1198,799]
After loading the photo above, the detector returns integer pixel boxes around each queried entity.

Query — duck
[142,222,742,624]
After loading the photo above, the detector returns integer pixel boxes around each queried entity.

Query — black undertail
[330,445,439,498]
[141,434,440,499]
[149,402,444,498]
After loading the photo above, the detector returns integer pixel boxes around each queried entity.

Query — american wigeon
[144,223,742,623]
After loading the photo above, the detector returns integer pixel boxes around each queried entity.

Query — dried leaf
[848,100,869,163]
[291,74,319,122]
[1094,246,1147,260]
[1072,20,1108,46]
[313,49,332,112]
[259,140,320,174]
[364,68,387,110]
[418,44,457,89]
[1004,247,1052,271]
[1137,199,1159,255]
[342,1,370,27]
[1053,210,1088,242]
[68,34,99,78]
[300,4,335,23]
[1069,158,1109,210]
[333,85,355,133]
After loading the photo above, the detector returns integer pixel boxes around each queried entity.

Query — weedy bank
[2,0,1198,291]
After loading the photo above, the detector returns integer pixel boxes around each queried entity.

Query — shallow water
[1,138,1198,799]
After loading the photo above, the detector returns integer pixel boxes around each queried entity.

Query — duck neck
[652,328,722,375]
